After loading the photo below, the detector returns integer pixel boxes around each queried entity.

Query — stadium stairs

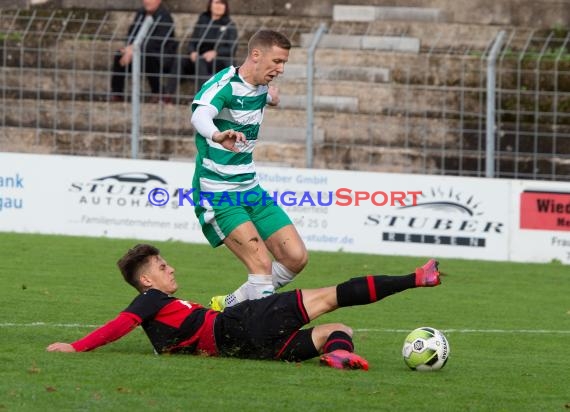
[0,0,568,176]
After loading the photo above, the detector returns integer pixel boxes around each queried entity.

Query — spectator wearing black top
[111,0,178,102]
[166,0,237,95]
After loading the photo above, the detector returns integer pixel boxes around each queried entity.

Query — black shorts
[214,290,311,360]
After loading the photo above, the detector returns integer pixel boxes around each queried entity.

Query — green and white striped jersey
[192,66,268,193]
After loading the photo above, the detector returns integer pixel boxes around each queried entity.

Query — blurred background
[1,0,568,180]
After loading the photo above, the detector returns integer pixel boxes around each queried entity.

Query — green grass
[1,232,569,411]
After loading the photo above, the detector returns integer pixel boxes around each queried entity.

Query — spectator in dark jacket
[166,0,237,96]
[111,0,178,102]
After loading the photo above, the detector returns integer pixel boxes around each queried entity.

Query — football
[402,327,450,371]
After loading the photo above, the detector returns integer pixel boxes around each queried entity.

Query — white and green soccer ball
[402,327,450,371]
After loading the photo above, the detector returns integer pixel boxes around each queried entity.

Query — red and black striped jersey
[71,289,219,355]
[124,288,219,355]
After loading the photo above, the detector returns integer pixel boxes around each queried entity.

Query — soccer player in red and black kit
[47,244,442,370]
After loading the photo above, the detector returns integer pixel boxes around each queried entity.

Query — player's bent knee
[339,324,353,337]
[286,248,308,274]
[311,323,354,352]
[327,323,353,337]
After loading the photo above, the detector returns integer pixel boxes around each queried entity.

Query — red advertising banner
[520,191,570,231]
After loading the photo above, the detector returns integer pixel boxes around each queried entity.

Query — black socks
[322,330,354,353]
[336,274,416,307]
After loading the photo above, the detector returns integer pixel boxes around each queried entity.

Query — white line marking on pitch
[355,328,570,334]
[0,323,568,334]
[0,322,100,328]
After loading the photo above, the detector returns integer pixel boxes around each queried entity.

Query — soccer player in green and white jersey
[190,30,308,310]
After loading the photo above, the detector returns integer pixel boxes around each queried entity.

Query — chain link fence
[0,8,568,180]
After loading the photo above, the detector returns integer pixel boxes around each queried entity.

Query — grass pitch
[1,232,569,411]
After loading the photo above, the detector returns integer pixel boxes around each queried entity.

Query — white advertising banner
[0,152,517,263]
[0,152,204,242]
[510,180,570,264]
[257,168,511,260]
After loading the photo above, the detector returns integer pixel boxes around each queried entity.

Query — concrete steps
[333,5,446,23]
[3,121,566,177]
[1,41,489,88]
[0,97,324,142]
[325,21,503,52]
[4,96,567,155]
[0,67,364,114]
[1,6,566,177]
[318,141,570,177]
[0,8,506,64]
[287,49,488,87]
[275,78,484,117]
[0,126,196,159]
[301,33,421,53]
[112,11,504,52]
[0,97,457,146]
[0,126,474,175]
[16,0,567,27]
[282,63,391,83]
[1,66,488,117]
[0,125,310,165]
[0,125,308,168]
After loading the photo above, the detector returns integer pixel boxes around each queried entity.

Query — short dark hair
[248,29,291,54]
[207,0,230,18]
[117,244,160,291]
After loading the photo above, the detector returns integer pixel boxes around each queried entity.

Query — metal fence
[0,8,568,180]
[495,29,570,180]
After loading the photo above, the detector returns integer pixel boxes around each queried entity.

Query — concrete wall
[17,0,568,27]
[0,0,34,7]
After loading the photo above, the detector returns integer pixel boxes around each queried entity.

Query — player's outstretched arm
[45,312,140,353]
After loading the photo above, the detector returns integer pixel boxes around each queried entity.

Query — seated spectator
[110,0,178,103]
[166,0,237,97]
